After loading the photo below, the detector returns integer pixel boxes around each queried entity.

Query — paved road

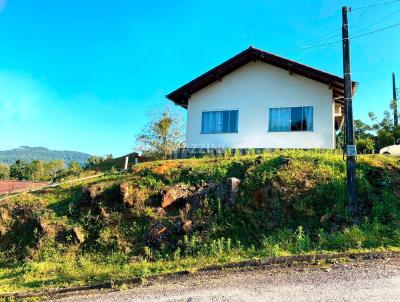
[55,257,400,302]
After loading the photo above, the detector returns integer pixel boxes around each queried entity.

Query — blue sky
[0,0,399,156]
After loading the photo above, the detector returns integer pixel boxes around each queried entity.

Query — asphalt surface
[54,257,400,302]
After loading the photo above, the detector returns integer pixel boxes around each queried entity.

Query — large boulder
[185,184,216,209]
[214,178,241,205]
[86,184,103,201]
[226,177,241,205]
[161,184,192,208]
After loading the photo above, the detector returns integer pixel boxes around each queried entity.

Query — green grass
[1,151,400,294]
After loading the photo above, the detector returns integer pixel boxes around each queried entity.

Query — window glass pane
[269,106,312,132]
[303,106,313,131]
[230,110,238,132]
[201,110,238,133]
[201,112,208,133]
[208,112,215,133]
[291,107,303,131]
[216,111,223,132]
[269,108,278,131]
[279,108,291,131]
[222,111,230,132]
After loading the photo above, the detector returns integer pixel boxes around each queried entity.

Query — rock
[39,218,57,237]
[120,182,130,203]
[147,222,169,247]
[73,227,86,244]
[181,220,193,233]
[0,207,10,221]
[161,184,191,208]
[226,177,241,205]
[185,184,215,209]
[85,184,104,202]
[214,182,227,201]
[185,193,202,209]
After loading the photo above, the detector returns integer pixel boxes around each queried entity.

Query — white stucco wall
[185,61,335,149]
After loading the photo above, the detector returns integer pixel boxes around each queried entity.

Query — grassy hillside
[0,146,91,166]
[1,151,400,293]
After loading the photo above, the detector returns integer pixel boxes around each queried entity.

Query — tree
[45,160,66,179]
[354,119,373,140]
[9,160,35,180]
[0,163,10,179]
[69,161,83,174]
[356,138,375,154]
[368,110,400,151]
[86,155,104,168]
[135,108,184,159]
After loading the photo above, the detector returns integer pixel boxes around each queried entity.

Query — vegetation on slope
[0,151,400,293]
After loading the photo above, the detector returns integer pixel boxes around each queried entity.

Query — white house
[167,47,357,151]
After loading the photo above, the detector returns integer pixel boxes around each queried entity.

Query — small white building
[167,47,357,151]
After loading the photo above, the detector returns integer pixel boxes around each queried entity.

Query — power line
[352,7,400,35]
[275,39,341,55]
[352,21,400,39]
[282,4,398,55]
[275,20,400,55]
[351,0,400,11]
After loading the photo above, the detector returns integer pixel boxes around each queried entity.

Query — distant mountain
[0,146,92,166]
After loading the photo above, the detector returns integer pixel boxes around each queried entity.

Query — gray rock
[226,177,241,205]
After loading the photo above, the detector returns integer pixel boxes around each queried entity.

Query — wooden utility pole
[393,72,398,127]
[342,7,358,221]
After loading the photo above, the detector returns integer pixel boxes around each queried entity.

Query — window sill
[267,130,315,133]
[200,132,238,134]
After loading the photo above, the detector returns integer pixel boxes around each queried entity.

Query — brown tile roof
[166,46,358,128]
[0,180,48,195]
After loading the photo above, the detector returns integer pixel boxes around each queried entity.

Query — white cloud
[0,71,55,124]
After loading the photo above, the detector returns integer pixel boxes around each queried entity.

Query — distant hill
[0,146,92,166]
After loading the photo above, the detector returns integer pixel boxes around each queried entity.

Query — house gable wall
[185,61,335,149]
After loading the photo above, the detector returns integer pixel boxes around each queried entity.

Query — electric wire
[351,0,400,11]
[275,20,400,55]
[351,7,400,35]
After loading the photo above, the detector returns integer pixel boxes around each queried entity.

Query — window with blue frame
[269,106,313,132]
[201,110,238,134]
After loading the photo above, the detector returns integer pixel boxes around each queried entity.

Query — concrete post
[124,156,129,170]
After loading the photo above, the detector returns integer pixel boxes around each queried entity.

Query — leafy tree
[86,156,105,168]
[8,159,66,181]
[354,119,373,140]
[45,160,66,179]
[135,108,184,159]
[368,110,400,151]
[69,161,83,174]
[9,160,35,180]
[356,138,375,154]
[0,163,10,179]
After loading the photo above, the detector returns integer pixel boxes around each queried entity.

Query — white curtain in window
[202,110,238,133]
[303,106,313,131]
[269,108,290,131]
